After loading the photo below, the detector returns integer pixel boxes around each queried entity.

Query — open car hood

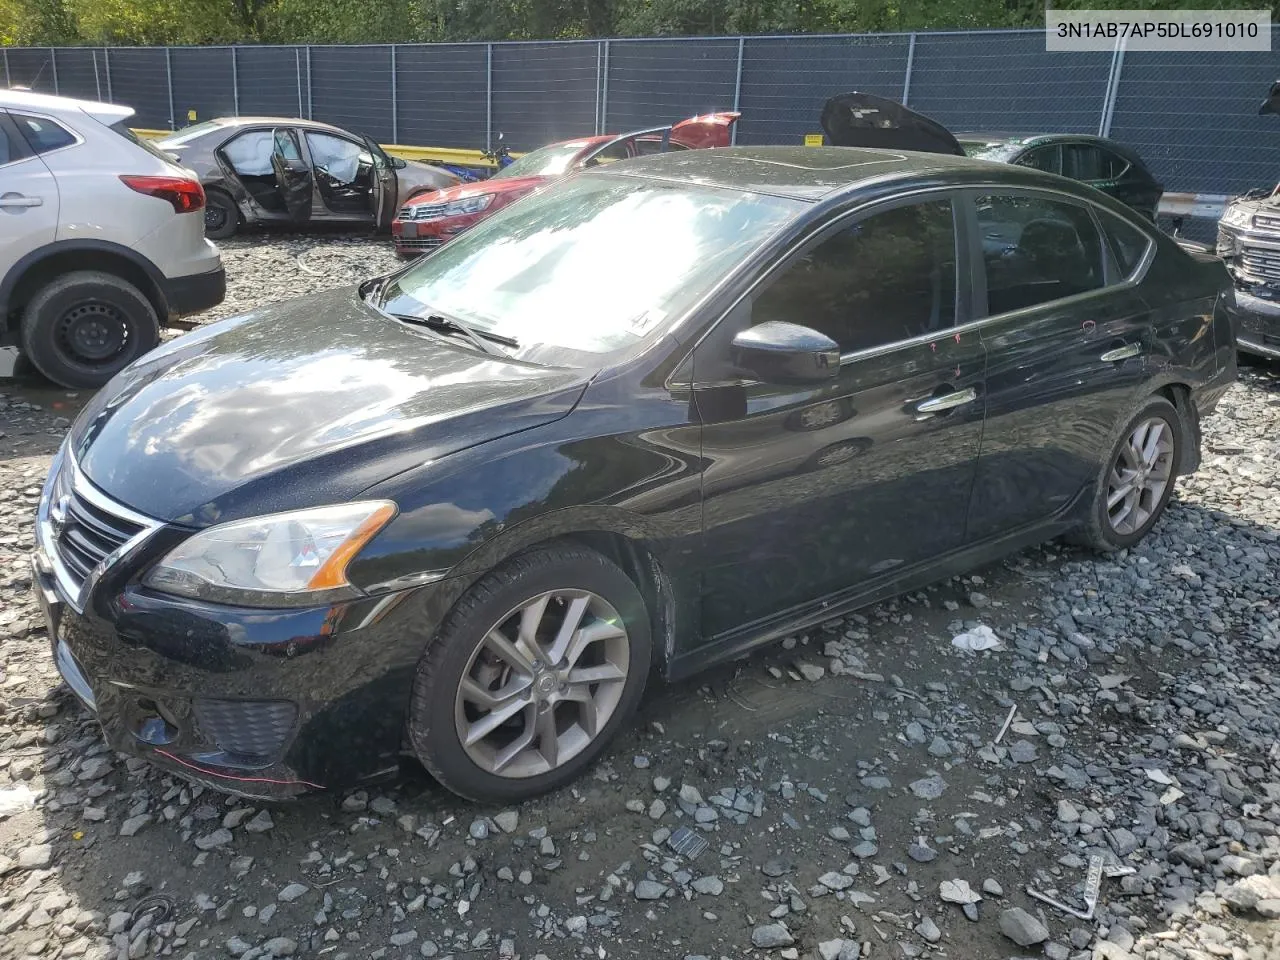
[1260,80,1280,115]
[820,92,965,156]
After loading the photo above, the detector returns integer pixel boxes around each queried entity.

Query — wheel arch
[0,240,169,336]
[1150,379,1200,475]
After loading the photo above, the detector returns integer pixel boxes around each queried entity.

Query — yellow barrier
[133,127,523,168]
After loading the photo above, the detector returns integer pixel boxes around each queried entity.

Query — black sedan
[33,146,1236,802]
[820,92,1164,221]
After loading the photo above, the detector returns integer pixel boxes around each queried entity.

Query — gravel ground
[2,232,1280,960]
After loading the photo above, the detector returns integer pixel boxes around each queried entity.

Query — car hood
[396,159,462,199]
[401,175,547,210]
[68,288,590,526]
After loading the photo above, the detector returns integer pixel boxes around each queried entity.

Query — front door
[0,112,59,268]
[966,189,1151,539]
[693,195,987,641]
[271,128,313,222]
[362,135,399,228]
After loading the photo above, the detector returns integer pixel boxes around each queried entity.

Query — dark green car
[821,93,1163,221]
[958,133,1163,221]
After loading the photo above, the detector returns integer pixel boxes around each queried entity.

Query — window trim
[0,111,36,169]
[8,109,83,162]
[1097,207,1157,282]
[960,186,1156,325]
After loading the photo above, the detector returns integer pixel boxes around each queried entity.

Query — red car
[391,112,740,256]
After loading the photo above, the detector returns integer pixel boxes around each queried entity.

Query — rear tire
[21,270,160,390]
[204,190,239,240]
[1070,396,1183,552]
[407,546,651,802]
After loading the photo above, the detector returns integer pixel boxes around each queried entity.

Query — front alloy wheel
[408,546,651,802]
[455,590,629,779]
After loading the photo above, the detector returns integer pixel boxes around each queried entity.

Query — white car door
[0,111,59,270]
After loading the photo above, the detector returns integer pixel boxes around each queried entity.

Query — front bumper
[390,213,484,254]
[31,545,445,799]
[1229,289,1280,359]
[162,266,227,318]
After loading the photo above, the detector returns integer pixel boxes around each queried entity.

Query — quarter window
[1100,213,1152,277]
[976,194,1105,314]
[11,113,76,155]
[751,200,958,354]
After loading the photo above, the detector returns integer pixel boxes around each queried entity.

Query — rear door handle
[0,195,42,208]
[1100,343,1142,362]
[916,387,978,414]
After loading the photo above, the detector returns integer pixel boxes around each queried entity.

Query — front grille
[1253,213,1280,231]
[396,237,445,251]
[44,461,146,594]
[398,202,448,222]
[1238,245,1280,284]
[193,699,297,761]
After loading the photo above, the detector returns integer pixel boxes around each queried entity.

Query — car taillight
[119,175,205,214]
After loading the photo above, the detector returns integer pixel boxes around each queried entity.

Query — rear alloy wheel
[21,270,159,389]
[408,547,651,801]
[1073,397,1183,551]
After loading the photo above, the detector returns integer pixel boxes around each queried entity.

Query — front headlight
[1221,205,1252,229]
[444,195,493,217]
[144,501,396,607]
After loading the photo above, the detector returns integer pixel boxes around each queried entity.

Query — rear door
[966,189,1152,540]
[271,127,313,222]
[0,111,59,270]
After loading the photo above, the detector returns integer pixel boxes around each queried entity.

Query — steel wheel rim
[1106,417,1174,536]
[454,589,630,779]
[205,203,228,231]
[56,302,128,365]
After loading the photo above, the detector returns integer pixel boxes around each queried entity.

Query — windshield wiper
[362,279,516,355]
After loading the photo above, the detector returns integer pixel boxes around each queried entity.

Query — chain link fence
[4,28,1279,206]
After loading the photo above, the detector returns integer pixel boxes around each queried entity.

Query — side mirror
[731,321,841,385]
[392,156,407,169]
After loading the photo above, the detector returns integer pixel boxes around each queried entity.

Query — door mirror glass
[731,322,840,385]
[392,155,407,169]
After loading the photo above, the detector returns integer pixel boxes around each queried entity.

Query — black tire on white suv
[21,270,161,389]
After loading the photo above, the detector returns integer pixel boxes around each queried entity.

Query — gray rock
[635,880,668,900]
[762,859,792,878]
[998,907,1048,946]
[908,840,936,863]
[818,872,853,891]
[389,931,417,947]
[908,775,946,800]
[263,938,297,957]
[915,916,941,943]
[851,840,878,859]
[927,736,952,757]
[798,663,825,682]
[277,883,309,903]
[751,923,794,949]
[17,845,52,869]
[691,876,724,896]
[982,878,1003,897]
[468,819,489,840]
[195,828,232,851]
[119,814,151,837]
[493,811,519,834]
[222,808,254,830]
[1008,739,1037,763]
[244,810,274,833]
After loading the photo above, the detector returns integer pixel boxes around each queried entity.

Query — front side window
[11,113,76,155]
[976,193,1104,315]
[305,132,366,184]
[382,175,801,361]
[750,199,958,354]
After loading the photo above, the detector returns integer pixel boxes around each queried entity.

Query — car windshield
[961,139,1024,163]
[380,174,801,364]
[156,120,227,147]
[492,141,589,180]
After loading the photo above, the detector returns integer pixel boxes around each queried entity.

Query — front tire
[204,190,239,240]
[21,270,160,389]
[1072,396,1183,551]
[408,546,651,802]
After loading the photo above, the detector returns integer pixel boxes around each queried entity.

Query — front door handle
[916,387,978,414]
[0,195,42,208]
[1100,343,1142,363]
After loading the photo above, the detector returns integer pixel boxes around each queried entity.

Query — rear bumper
[1229,289,1280,358]
[162,266,226,318]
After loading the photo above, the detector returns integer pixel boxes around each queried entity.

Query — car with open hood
[820,92,1163,220]
[390,112,739,256]
[1216,80,1280,360]
[34,145,1234,803]
[156,117,460,239]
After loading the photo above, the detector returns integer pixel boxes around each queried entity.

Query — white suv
[0,89,224,388]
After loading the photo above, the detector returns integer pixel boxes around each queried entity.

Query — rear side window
[107,120,175,164]
[976,194,1105,315]
[1062,144,1128,182]
[1016,144,1060,174]
[752,199,958,353]
[11,113,76,155]
[1100,213,1153,277]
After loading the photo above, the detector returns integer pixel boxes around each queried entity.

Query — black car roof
[957,132,1152,167]
[599,145,1088,202]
